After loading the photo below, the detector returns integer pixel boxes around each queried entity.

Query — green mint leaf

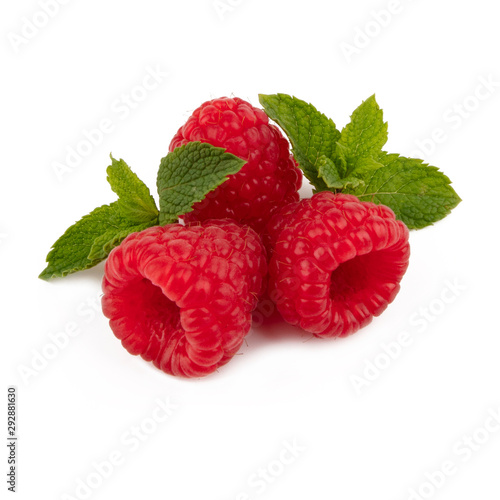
[39,202,156,280]
[338,95,388,176]
[107,155,159,223]
[350,156,385,177]
[317,156,344,189]
[319,155,382,191]
[40,157,160,280]
[87,220,154,263]
[157,142,246,225]
[339,175,365,190]
[335,142,349,178]
[343,153,461,229]
[259,93,341,188]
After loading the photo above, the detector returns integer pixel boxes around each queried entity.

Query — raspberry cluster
[101,97,411,377]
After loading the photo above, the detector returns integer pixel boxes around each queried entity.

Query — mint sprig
[39,144,245,280]
[157,142,246,225]
[336,94,388,176]
[258,94,340,189]
[259,93,461,229]
[39,156,160,280]
[107,156,159,223]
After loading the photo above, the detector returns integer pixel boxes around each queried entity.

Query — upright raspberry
[102,220,267,377]
[169,97,302,233]
[266,192,410,337]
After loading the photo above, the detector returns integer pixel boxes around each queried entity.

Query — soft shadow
[244,320,314,351]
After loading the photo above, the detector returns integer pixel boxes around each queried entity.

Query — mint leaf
[39,203,153,280]
[40,158,160,280]
[319,155,382,191]
[335,142,349,178]
[344,153,461,229]
[339,175,365,190]
[87,221,153,263]
[318,156,343,189]
[350,156,385,177]
[157,142,246,225]
[338,95,388,175]
[259,94,340,187]
[260,92,460,228]
[107,155,159,223]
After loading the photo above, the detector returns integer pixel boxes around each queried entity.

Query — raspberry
[169,97,302,233]
[266,192,410,337]
[101,220,267,377]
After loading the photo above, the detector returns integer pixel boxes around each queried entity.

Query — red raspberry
[169,97,302,233]
[101,220,267,377]
[266,192,410,337]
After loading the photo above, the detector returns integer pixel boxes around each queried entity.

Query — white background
[1,1,500,499]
